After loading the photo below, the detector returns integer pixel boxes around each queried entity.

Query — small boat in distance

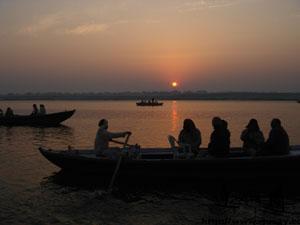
[136,99,163,106]
[136,102,163,106]
[0,110,75,127]
[39,146,300,179]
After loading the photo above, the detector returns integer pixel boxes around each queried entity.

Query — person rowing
[94,119,131,159]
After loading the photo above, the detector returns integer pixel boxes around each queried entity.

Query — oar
[110,139,134,147]
[107,133,131,194]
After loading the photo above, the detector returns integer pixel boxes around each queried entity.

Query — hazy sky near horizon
[0,0,299,93]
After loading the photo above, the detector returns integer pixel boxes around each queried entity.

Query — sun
[171,81,178,88]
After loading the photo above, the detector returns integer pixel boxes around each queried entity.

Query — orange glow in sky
[172,82,178,88]
[0,0,299,92]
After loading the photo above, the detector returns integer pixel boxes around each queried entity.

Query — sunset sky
[0,0,299,93]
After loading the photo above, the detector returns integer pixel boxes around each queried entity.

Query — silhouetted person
[0,109,3,117]
[94,119,131,158]
[222,119,228,129]
[39,104,46,115]
[5,107,14,117]
[31,104,38,115]
[208,117,230,157]
[263,119,290,155]
[178,119,202,156]
[240,119,265,155]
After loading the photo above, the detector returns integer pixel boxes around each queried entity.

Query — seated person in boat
[5,107,14,117]
[240,119,265,155]
[39,104,46,115]
[94,119,131,158]
[31,104,39,115]
[208,117,230,157]
[151,98,158,103]
[263,118,290,155]
[178,119,202,156]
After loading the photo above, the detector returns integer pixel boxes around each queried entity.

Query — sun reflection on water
[171,101,179,134]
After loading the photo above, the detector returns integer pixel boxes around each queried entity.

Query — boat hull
[136,102,163,106]
[39,147,300,179]
[0,110,75,127]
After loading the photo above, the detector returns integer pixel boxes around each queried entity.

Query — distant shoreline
[0,99,298,102]
[0,92,299,101]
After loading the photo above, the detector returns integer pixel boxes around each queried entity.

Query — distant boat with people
[136,98,163,106]
[0,110,75,127]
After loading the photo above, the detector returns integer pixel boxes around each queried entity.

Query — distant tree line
[0,91,299,101]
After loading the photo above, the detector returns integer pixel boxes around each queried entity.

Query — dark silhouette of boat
[0,110,75,127]
[39,146,300,179]
[136,102,163,106]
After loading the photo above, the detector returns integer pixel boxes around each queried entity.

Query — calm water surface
[0,100,300,225]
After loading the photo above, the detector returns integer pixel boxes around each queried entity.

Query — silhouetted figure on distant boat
[39,104,46,115]
[240,119,265,155]
[178,119,202,156]
[208,117,230,157]
[263,119,290,155]
[31,104,38,115]
[5,107,14,118]
[94,119,131,158]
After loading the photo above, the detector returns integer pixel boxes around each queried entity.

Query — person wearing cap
[208,117,230,157]
[263,118,290,155]
[94,119,131,158]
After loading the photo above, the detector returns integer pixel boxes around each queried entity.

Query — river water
[0,100,300,225]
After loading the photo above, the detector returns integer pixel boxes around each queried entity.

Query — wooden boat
[39,146,300,179]
[136,102,163,106]
[0,110,75,127]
